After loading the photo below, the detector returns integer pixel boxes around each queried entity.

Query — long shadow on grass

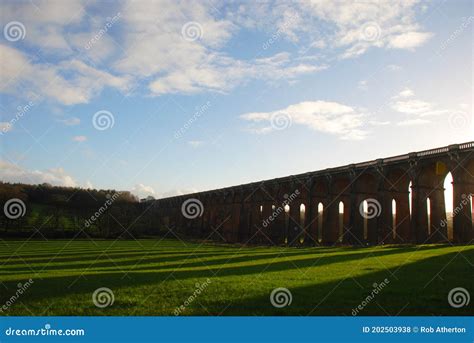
[0,249,289,271]
[196,248,474,316]
[0,245,449,307]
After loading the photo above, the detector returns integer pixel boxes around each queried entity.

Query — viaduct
[153,142,474,246]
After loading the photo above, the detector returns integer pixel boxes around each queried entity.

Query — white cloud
[391,88,453,125]
[72,135,87,142]
[0,160,77,187]
[395,87,415,98]
[387,64,402,71]
[388,31,433,49]
[397,118,430,126]
[0,45,130,105]
[0,0,433,102]
[241,100,372,140]
[131,183,156,199]
[60,117,81,126]
[358,80,368,91]
[0,122,12,133]
[188,140,204,148]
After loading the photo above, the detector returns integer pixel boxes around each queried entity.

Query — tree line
[0,182,161,238]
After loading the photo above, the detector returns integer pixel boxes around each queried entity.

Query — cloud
[60,117,81,126]
[387,64,402,71]
[241,100,372,140]
[0,122,12,133]
[0,160,77,187]
[0,45,130,105]
[395,87,415,98]
[387,31,433,49]
[358,80,368,91]
[131,183,156,199]
[188,140,204,148]
[72,135,87,142]
[396,118,430,126]
[391,88,452,125]
[0,0,432,103]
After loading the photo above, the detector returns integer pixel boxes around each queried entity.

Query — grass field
[0,239,473,316]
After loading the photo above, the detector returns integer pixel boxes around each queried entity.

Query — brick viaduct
[153,142,474,246]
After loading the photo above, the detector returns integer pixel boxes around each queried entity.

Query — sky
[0,0,472,200]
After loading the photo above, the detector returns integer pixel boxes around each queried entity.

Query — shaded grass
[0,239,472,316]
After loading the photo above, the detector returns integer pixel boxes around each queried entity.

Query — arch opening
[427,197,431,236]
[317,202,324,243]
[299,204,306,244]
[284,204,290,244]
[443,172,453,240]
[362,200,368,240]
[392,199,397,240]
[338,201,344,243]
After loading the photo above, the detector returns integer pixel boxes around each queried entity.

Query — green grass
[0,239,472,316]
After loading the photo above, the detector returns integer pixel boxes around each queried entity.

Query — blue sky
[0,0,472,199]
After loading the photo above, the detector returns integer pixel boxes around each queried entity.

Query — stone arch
[354,172,380,245]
